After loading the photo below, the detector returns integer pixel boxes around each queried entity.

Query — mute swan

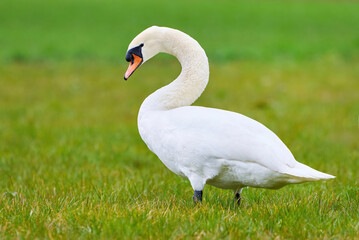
[124,26,335,204]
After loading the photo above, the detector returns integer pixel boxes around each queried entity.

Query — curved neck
[140,29,209,112]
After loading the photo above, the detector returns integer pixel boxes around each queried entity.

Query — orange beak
[124,54,143,80]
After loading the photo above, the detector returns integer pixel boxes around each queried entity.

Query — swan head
[124,26,164,80]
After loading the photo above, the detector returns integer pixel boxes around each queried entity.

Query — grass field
[1,0,359,239]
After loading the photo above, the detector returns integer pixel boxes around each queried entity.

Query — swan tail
[283,162,335,183]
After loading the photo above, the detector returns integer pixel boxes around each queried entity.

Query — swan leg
[193,190,203,203]
[234,188,243,205]
[186,173,206,203]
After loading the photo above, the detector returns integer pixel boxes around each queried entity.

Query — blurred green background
[1,0,359,63]
[1,0,358,239]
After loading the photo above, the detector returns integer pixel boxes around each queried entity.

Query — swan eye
[125,44,144,61]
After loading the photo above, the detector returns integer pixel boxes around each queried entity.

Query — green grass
[1,59,358,239]
[1,0,359,239]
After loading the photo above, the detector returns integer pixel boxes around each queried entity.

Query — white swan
[124,26,335,204]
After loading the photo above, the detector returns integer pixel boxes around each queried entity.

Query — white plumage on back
[125,26,335,202]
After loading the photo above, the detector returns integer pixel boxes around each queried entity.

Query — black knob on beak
[126,52,133,63]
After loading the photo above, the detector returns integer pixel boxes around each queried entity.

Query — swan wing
[158,106,298,174]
